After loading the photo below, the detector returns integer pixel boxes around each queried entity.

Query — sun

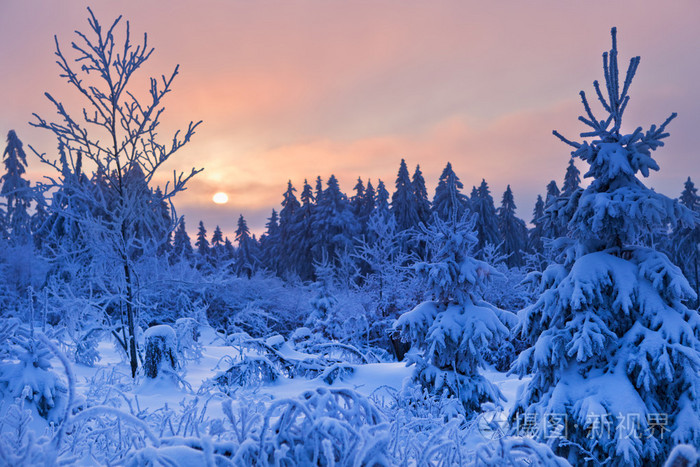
[212,192,229,204]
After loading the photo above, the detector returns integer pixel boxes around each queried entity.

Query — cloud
[3,0,698,234]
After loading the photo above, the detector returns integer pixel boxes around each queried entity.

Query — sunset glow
[0,1,698,238]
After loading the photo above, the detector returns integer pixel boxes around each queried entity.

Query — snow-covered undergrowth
[0,321,569,466]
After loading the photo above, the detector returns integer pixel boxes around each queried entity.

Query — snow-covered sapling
[394,212,514,416]
[0,324,68,422]
[175,317,202,364]
[511,28,700,465]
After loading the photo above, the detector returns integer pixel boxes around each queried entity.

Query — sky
[1,1,698,238]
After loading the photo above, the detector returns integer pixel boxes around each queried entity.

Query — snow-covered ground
[71,328,526,430]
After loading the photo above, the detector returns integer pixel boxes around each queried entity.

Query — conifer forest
[0,6,698,467]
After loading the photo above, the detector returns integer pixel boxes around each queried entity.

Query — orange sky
[1,1,698,238]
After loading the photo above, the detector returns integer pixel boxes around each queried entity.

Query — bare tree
[31,8,202,377]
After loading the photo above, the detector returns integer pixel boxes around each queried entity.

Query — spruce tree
[351,177,365,216]
[471,179,500,253]
[280,181,300,227]
[351,177,370,236]
[412,164,431,227]
[527,194,546,255]
[359,179,376,227]
[431,162,467,221]
[1,130,33,244]
[153,187,172,255]
[672,177,700,307]
[311,175,357,263]
[260,209,280,273]
[195,221,210,260]
[497,185,528,268]
[511,29,699,464]
[279,181,300,274]
[235,214,255,278]
[172,218,194,262]
[375,179,390,218]
[223,237,235,262]
[395,212,514,414]
[551,158,584,238]
[391,159,419,231]
[210,225,224,266]
[541,180,563,239]
[562,158,581,196]
[289,179,316,280]
[211,225,223,248]
[680,177,699,211]
[314,176,324,204]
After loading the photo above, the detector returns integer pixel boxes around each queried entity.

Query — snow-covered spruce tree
[394,212,514,415]
[171,218,194,263]
[289,179,315,280]
[375,179,390,216]
[431,162,468,222]
[497,185,528,268]
[528,194,546,255]
[195,220,210,268]
[0,322,68,423]
[363,179,377,216]
[259,209,280,273]
[562,158,581,195]
[311,174,358,264]
[511,28,699,465]
[278,180,300,275]
[412,165,431,227]
[235,214,256,279]
[472,179,500,254]
[211,224,224,258]
[306,252,338,333]
[2,130,33,244]
[31,9,200,378]
[550,158,584,240]
[541,180,563,241]
[670,177,699,308]
[0,131,49,302]
[391,158,419,231]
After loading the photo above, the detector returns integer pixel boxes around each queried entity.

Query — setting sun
[212,192,229,204]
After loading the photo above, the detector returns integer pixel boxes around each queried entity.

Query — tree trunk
[694,255,698,309]
[124,260,138,378]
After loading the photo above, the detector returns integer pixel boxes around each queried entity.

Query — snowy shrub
[0,325,68,423]
[473,437,570,466]
[311,342,370,365]
[512,29,700,465]
[204,275,311,336]
[370,384,471,465]
[247,388,391,466]
[0,398,50,466]
[73,326,102,367]
[205,296,232,330]
[174,317,202,364]
[395,213,514,416]
[306,255,338,332]
[227,303,276,338]
[214,356,282,391]
[143,325,178,379]
[319,363,356,385]
[480,243,534,311]
[0,318,20,360]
